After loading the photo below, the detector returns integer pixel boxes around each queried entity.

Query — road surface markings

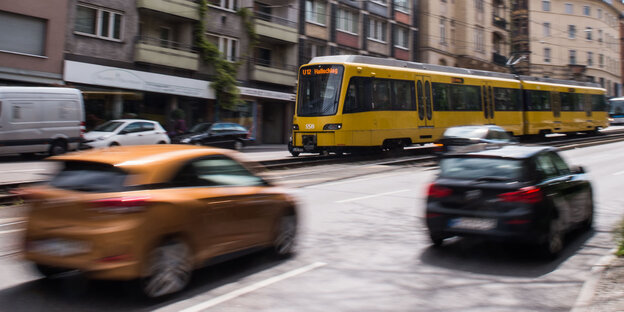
[173,262,326,312]
[0,229,24,235]
[4,169,46,173]
[335,189,411,203]
[0,220,25,228]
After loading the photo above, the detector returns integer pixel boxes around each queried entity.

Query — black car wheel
[35,264,72,278]
[233,140,244,151]
[582,198,594,231]
[429,233,445,247]
[541,219,564,258]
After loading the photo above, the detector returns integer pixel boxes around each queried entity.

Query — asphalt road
[0,141,623,311]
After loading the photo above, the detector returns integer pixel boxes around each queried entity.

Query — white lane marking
[175,262,326,312]
[335,189,411,203]
[4,169,46,173]
[0,221,25,228]
[0,229,24,235]
[614,170,624,176]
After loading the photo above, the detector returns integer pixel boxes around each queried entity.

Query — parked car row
[82,119,252,150]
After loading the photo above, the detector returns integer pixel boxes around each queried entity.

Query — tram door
[551,91,562,131]
[482,83,495,124]
[416,76,434,130]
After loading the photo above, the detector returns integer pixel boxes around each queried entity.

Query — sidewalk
[572,252,624,312]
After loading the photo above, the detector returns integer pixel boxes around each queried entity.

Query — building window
[75,4,122,40]
[585,27,592,40]
[159,27,171,47]
[439,18,446,44]
[305,0,326,25]
[599,54,604,68]
[598,8,602,19]
[394,0,409,12]
[256,47,271,66]
[568,25,575,39]
[565,3,573,14]
[336,8,358,34]
[0,11,46,56]
[208,0,238,11]
[583,5,590,16]
[207,34,239,62]
[543,22,550,37]
[394,26,409,49]
[369,18,387,42]
[569,50,576,65]
[542,0,550,11]
[475,26,484,52]
[475,0,484,12]
[544,48,551,63]
[598,30,603,42]
[587,51,593,66]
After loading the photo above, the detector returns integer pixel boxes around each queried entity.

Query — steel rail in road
[1,129,624,205]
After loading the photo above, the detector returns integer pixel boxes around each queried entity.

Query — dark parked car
[425,145,593,257]
[172,122,252,150]
[434,125,517,154]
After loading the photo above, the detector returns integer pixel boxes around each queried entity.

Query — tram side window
[592,94,607,111]
[432,83,451,110]
[343,77,372,114]
[392,80,415,111]
[448,84,481,111]
[527,90,551,111]
[494,88,521,111]
[372,79,391,111]
[560,92,582,111]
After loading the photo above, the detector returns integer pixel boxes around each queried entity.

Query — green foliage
[237,8,258,54]
[616,218,624,257]
[195,0,242,111]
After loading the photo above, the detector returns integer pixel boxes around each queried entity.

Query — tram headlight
[292,124,299,130]
[323,123,342,130]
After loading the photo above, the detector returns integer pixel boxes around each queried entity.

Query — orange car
[21,145,298,298]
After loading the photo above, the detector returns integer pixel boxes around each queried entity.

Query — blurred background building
[0,0,622,143]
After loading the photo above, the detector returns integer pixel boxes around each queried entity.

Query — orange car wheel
[141,239,192,298]
[273,215,297,257]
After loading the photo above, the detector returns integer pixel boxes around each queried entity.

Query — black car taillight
[498,186,542,204]
[427,183,452,198]
[89,196,150,214]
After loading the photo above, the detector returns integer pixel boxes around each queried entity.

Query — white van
[0,87,85,156]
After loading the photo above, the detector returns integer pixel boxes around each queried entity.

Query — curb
[570,248,619,312]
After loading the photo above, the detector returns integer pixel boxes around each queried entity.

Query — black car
[425,145,593,257]
[434,125,517,155]
[172,122,252,150]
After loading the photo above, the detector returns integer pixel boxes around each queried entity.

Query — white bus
[608,97,624,125]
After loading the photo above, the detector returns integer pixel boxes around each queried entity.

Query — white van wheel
[49,141,67,156]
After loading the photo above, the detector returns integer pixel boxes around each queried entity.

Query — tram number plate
[449,217,496,230]
[292,147,304,152]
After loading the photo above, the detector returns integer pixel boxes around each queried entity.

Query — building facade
[512,0,621,97]
[0,0,69,86]
[297,0,419,65]
[418,0,512,72]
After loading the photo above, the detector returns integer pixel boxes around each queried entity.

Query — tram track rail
[2,129,624,205]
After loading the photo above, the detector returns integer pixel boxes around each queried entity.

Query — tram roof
[308,55,602,89]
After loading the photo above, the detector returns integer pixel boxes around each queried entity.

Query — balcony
[492,52,507,66]
[251,59,297,86]
[493,15,507,30]
[136,0,199,20]
[254,12,298,43]
[134,37,199,71]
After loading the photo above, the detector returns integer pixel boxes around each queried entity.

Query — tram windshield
[297,65,344,116]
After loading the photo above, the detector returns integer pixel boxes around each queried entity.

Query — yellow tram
[291,55,608,155]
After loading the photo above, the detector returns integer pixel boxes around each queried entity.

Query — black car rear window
[439,157,525,181]
[50,161,128,192]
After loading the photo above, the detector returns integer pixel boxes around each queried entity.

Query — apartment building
[0,0,69,86]
[61,0,298,143]
[418,0,512,72]
[297,0,418,65]
[512,0,621,97]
